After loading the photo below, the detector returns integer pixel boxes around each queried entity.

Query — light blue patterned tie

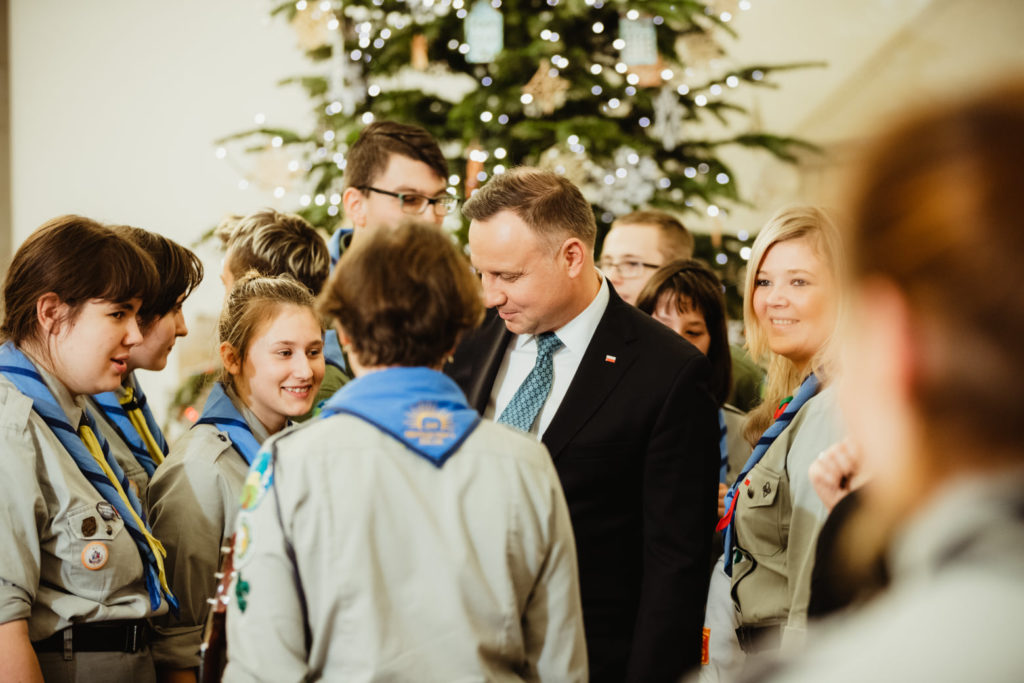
[498,332,563,433]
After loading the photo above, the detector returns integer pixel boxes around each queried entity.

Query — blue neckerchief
[319,366,480,467]
[323,329,348,375]
[718,409,728,484]
[720,372,820,576]
[328,227,352,269]
[193,382,263,465]
[0,342,177,613]
[92,373,168,476]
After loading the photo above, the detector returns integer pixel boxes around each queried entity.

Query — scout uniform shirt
[0,367,166,641]
[146,384,269,669]
[730,384,843,651]
[223,370,588,682]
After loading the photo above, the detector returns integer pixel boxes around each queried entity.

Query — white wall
[9,0,315,421]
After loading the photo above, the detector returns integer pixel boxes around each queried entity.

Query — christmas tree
[217,0,817,312]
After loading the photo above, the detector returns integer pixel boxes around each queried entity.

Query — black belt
[736,623,783,654]
[32,620,149,655]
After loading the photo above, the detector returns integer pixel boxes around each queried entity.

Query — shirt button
[747,488,754,499]
[217,434,227,442]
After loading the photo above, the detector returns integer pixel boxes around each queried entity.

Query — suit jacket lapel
[542,291,639,459]
[462,312,514,414]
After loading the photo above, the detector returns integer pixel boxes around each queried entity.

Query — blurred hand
[718,482,728,519]
[809,439,867,512]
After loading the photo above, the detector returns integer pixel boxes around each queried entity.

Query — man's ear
[560,237,589,278]
[342,187,367,230]
[36,293,69,336]
[219,341,242,377]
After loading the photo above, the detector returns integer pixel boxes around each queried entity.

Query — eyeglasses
[359,186,459,217]
[598,258,661,279]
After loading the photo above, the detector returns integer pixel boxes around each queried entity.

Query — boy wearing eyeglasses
[340,121,453,248]
[598,210,694,305]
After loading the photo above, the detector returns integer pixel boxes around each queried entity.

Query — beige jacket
[223,415,588,683]
[0,369,165,640]
[147,388,268,669]
[762,470,1024,682]
[730,384,843,651]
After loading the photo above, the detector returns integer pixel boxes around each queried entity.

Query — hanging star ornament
[522,59,570,118]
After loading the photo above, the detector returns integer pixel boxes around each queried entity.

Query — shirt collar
[514,270,610,354]
[224,382,272,443]
[23,351,87,428]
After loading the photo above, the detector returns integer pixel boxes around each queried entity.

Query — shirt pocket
[735,467,785,557]
[60,503,145,603]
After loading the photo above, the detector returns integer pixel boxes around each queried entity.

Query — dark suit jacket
[446,287,720,682]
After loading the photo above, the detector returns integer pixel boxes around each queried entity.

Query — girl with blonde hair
[714,206,846,668]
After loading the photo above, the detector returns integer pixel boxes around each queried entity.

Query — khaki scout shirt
[0,368,165,640]
[147,387,268,669]
[223,415,588,682]
[731,384,843,651]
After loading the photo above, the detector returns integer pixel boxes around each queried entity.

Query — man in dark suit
[446,168,720,682]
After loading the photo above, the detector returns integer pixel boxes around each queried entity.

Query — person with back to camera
[752,82,1024,683]
[147,274,325,683]
[86,225,203,505]
[0,216,176,682]
[714,206,846,671]
[223,220,587,682]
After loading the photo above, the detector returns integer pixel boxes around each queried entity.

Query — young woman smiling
[0,216,176,683]
[86,225,203,504]
[146,273,324,683]
[714,207,846,671]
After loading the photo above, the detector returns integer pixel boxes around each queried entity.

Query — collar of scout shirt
[319,366,480,468]
[510,270,609,359]
[193,381,272,465]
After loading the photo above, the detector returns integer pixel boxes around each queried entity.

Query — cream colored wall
[718,0,1024,232]
[8,0,314,422]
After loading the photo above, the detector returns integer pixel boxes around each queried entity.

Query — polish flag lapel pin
[604,354,617,364]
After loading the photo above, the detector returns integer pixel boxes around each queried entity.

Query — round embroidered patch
[81,541,109,570]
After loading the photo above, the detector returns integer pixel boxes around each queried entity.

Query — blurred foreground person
[753,83,1024,682]
[223,220,587,682]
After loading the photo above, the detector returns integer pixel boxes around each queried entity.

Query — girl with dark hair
[0,216,175,682]
[636,260,753,681]
[147,273,324,681]
[86,225,203,502]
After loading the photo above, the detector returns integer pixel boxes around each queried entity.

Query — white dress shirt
[486,272,610,438]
